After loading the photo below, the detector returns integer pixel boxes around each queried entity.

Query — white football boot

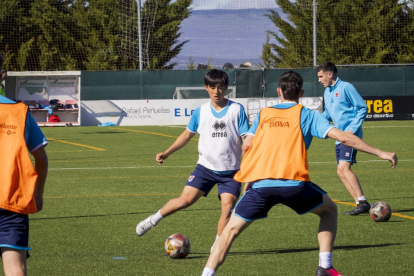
[136,216,157,236]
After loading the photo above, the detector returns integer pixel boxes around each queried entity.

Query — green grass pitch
[8,121,413,275]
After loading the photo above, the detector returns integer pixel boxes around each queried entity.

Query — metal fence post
[313,0,317,67]
[136,0,143,71]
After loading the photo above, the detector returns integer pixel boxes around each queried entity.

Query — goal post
[173,86,236,99]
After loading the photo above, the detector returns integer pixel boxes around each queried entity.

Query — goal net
[173,86,236,99]
[1,1,412,71]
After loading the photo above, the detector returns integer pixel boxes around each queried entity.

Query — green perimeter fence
[79,67,414,100]
[4,67,414,100]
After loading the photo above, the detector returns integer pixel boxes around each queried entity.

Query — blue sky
[190,0,279,10]
[140,0,284,69]
[170,8,285,69]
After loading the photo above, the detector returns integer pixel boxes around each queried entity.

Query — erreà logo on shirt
[212,120,227,137]
[261,117,290,129]
[335,92,340,98]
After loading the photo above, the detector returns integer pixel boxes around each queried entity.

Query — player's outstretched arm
[327,128,398,168]
[155,129,196,165]
[32,146,49,212]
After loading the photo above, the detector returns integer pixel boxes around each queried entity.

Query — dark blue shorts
[185,164,241,199]
[336,143,357,164]
[234,183,327,221]
[0,208,31,251]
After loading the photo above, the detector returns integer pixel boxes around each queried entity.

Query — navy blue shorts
[234,183,327,221]
[185,164,241,199]
[0,208,31,251]
[336,143,357,164]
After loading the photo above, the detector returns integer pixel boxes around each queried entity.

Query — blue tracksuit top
[321,78,368,144]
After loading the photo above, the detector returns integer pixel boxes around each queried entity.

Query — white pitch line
[49,165,195,170]
[364,125,414,128]
[48,159,413,171]
[164,125,187,128]
[162,125,414,129]
[310,159,414,164]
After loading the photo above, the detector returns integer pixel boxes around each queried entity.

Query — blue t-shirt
[0,96,48,152]
[248,102,334,188]
[322,78,367,144]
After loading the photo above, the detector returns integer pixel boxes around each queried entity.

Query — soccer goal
[173,86,237,99]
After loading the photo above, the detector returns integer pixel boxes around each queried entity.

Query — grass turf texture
[7,121,413,275]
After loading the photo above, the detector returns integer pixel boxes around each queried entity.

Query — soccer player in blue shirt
[136,69,249,251]
[201,71,397,276]
[317,62,370,216]
[0,94,49,276]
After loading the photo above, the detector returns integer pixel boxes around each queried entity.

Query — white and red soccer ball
[165,233,191,259]
[369,202,392,222]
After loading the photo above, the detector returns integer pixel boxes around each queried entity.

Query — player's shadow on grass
[189,243,403,258]
[30,208,218,221]
[223,243,403,256]
[393,208,414,213]
[183,256,207,260]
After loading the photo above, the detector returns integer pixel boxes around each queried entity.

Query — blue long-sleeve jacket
[322,78,368,144]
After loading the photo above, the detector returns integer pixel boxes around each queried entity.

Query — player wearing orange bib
[201,71,397,276]
[0,96,48,276]
[235,104,310,183]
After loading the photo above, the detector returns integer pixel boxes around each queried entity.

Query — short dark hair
[1,69,7,74]
[278,71,303,101]
[204,69,229,87]
[316,62,337,74]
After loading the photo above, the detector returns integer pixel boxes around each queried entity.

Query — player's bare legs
[311,194,338,252]
[159,186,205,217]
[136,186,205,236]
[209,192,238,252]
[1,248,27,276]
[337,161,363,201]
[216,193,238,235]
[337,161,370,216]
[204,214,252,273]
[311,195,343,276]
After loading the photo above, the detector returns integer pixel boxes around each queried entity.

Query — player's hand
[34,189,44,212]
[243,182,252,193]
[379,151,398,168]
[156,151,169,165]
[346,130,354,134]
